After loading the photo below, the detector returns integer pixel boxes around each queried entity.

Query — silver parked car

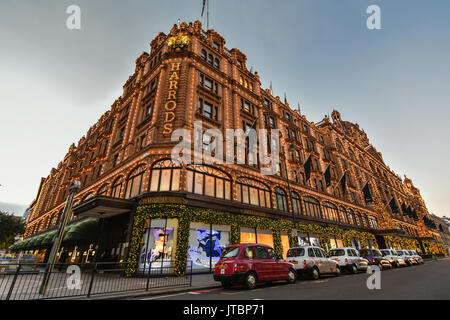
[329,247,369,273]
[287,246,341,280]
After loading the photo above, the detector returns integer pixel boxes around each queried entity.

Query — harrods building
[13,21,446,273]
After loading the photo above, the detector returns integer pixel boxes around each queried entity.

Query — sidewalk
[57,272,220,300]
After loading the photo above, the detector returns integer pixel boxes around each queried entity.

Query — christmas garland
[126,204,380,277]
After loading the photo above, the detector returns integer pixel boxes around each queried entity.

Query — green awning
[63,218,99,242]
[40,230,58,246]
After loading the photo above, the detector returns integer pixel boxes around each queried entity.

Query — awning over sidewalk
[72,195,134,219]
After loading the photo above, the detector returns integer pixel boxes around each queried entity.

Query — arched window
[291,192,302,214]
[339,206,348,224]
[125,165,146,198]
[82,192,95,202]
[187,165,230,200]
[201,49,207,60]
[347,209,356,225]
[274,187,288,212]
[97,184,109,196]
[214,58,220,69]
[356,212,364,227]
[236,178,270,208]
[150,160,181,192]
[369,216,378,229]
[111,177,124,198]
[304,196,321,219]
[207,54,213,64]
[323,202,339,221]
[363,214,370,228]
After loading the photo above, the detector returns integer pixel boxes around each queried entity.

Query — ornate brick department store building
[15,21,445,271]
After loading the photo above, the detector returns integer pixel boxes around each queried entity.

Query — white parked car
[287,246,341,280]
[408,250,424,264]
[329,247,369,274]
[396,249,418,266]
[380,249,407,267]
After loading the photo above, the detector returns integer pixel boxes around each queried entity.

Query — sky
[0,0,449,217]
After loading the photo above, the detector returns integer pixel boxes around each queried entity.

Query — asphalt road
[141,258,450,300]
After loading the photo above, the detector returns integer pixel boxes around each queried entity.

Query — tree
[0,210,25,250]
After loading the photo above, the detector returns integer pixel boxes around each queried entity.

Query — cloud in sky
[0,0,449,217]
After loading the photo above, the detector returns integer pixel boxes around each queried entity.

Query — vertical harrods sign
[162,62,181,135]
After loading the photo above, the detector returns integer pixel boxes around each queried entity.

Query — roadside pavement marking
[221,291,242,295]
[141,292,188,300]
[189,288,222,294]
[311,280,328,284]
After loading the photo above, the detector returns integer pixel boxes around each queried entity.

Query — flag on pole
[389,197,399,214]
[401,202,408,215]
[303,155,312,182]
[362,182,373,203]
[324,165,331,187]
[339,171,347,195]
[201,0,206,16]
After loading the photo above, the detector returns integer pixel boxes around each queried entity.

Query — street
[140,258,450,300]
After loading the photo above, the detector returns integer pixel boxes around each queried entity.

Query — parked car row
[213,243,424,289]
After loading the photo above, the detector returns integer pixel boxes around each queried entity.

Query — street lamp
[281,144,298,238]
[39,180,81,295]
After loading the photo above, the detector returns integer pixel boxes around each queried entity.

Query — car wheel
[221,280,232,289]
[311,267,320,280]
[287,269,296,284]
[245,272,257,290]
[351,264,358,274]
[335,266,341,277]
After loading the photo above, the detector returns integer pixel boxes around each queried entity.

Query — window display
[256,229,274,247]
[281,233,290,259]
[240,227,256,244]
[139,218,178,271]
[309,234,320,247]
[298,233,309,246]
[187,223,230,271]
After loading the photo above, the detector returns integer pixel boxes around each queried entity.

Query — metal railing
[0,261,192,300]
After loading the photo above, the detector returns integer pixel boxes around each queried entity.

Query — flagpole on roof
[207,0,210,30]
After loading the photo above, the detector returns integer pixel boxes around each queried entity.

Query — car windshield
[380,250,390,256]
[359,249,370,256]
[397,251,404,256]
[373,250,382,257]
[220,247,240,259]
[408,251,415,255]
[329,249,345,257]
[287,248,305,257]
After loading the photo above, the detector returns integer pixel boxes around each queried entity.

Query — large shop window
[339,206,348,224]
[187,223,230,271]
[149,160,180,192]
[322,202,339,221]
[125,166,146,199]
[236,178,271,208]
[303,196,321,219]
[281,232,290,259]
[111,177,124,198]
[291,192,302,214]
[274,187,288,212]
[186,165,231,200]
[347,209,356,225]
[139,218,178,270]
[351,238,361,250]
[330,236,344,249]
[240,228,274,247]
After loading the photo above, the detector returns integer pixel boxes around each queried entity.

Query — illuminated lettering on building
[163,62,181,135]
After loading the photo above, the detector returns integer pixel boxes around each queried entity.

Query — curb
[54,283,222,300]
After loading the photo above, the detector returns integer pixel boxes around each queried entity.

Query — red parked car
[213,243,297,289]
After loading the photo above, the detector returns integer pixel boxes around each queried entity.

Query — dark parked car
[213,243,296,289]
[358,249,392,270]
